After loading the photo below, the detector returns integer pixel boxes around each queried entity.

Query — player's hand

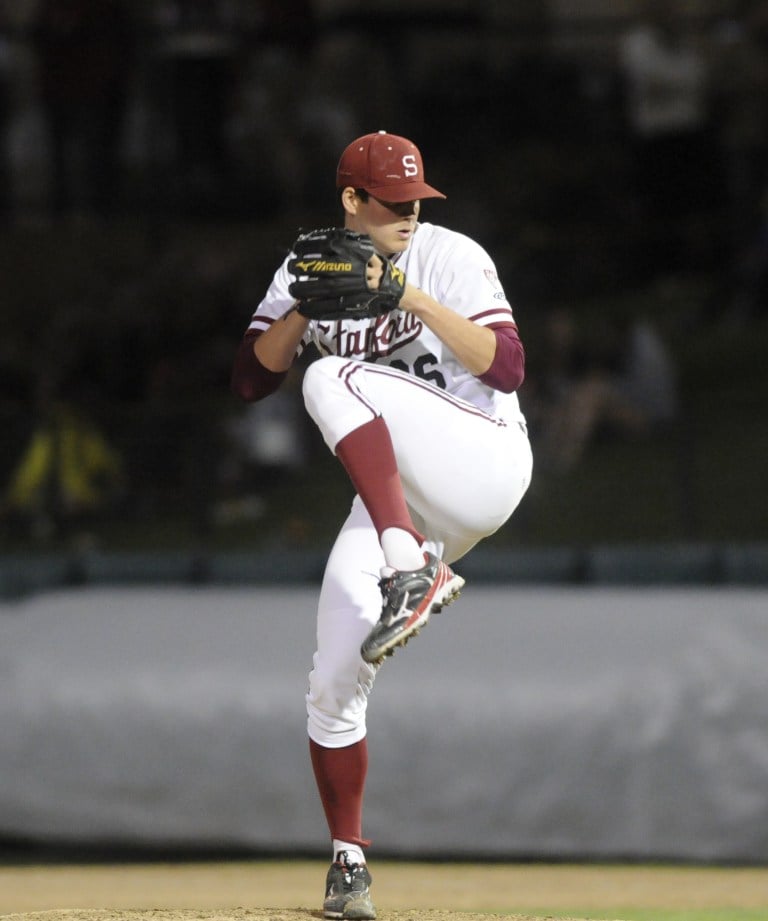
[366,254,385,290]
[287,228,405,321]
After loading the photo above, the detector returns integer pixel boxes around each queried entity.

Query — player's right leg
[323,850,376,920]
[307,501,382,918]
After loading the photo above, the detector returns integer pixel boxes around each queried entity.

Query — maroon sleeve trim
[469,306,515,324]
[230,332,288,402]
[477,323,525,393]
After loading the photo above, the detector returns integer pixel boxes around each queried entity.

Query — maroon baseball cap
[336,131,446,202]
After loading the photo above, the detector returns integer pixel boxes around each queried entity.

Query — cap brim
[362,181,446,202]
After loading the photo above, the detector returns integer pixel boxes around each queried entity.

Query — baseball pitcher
[232,131,533,918]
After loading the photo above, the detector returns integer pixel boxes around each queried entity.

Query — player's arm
[231,289,310,404]
[252,305,310,371]
[399,283,525,392]
[231,250,313,402]
[400,283,495,374]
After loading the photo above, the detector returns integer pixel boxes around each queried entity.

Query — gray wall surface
[1,585,766,862]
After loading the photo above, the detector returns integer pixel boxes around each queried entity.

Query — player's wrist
[400,283,435,316]
[282,302,311,325]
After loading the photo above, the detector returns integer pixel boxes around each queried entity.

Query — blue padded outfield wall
[1,558,767,863]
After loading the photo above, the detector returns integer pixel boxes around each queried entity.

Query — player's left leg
[303,356,531,662]
[303,355,531,560]
[303,357,427,571]
[303,358,469,661]
[331,410,465,663]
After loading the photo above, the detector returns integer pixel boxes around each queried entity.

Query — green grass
[557,911,768,921]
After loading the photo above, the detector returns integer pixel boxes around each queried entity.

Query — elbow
[231,335,288,402]
[230,340,261,402]
[496,365,525,394]
[230,374,260,403]
[490,369,524,394]
[478,325,526,393]
[500,346,525,392]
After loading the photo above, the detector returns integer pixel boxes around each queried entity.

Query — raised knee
[302,355,343,390]
[302,356,343,414]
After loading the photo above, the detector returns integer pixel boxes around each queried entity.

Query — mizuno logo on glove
[287,227,407,321]
[294,260,353,273]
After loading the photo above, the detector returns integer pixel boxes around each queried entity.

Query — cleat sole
[366,578,464,665]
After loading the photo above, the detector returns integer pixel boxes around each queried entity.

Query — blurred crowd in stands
[1,0,767,545]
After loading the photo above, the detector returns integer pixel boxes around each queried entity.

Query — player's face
[352,193,421,256]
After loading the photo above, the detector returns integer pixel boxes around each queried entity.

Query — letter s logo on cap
[402,154,418,177]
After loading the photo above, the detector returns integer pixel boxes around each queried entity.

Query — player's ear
[340,186,360,217]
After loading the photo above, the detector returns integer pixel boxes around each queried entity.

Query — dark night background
[1,0,767,574]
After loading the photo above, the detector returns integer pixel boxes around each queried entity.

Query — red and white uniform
[246,221,532,747]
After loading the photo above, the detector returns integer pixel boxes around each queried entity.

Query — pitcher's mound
[0,910,600,921]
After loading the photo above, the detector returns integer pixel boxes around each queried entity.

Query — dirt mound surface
[0,910,599,921]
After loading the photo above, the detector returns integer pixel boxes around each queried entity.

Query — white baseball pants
[302,356,532,746]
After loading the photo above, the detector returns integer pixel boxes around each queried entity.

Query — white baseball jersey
[247,221,526,425]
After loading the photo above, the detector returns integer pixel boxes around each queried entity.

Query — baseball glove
[287,227,406,321]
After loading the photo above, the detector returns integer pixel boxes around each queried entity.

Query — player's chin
[387,232,412,253]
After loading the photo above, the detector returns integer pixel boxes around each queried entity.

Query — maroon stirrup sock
[309,737,372,848]
[335,416,423,543]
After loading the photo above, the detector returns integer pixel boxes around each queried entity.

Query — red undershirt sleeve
[477,324,526,393]
[230,332,288,402]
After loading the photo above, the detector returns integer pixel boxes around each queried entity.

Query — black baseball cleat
[323,850,376,920]
[360,551,465,664]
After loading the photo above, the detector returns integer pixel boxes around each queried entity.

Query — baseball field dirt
[1,861,767,921]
